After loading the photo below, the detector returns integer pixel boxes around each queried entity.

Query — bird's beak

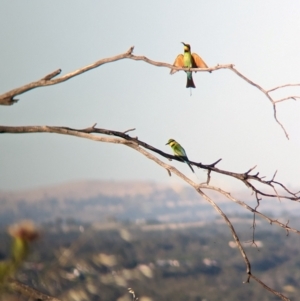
[165,142,169,145]
[181,42,186,46]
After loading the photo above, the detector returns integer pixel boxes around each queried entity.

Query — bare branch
[0,124,295,300]
[203,184,300,235]
[1,47,300,139]
[245,165,257,174]
[274,96,300,103]
[195,189,287,301]
[0,46,134,106]
[228,67,290,138]
[197,189,251,275]
[41,69,61,81]
[8,278,62,301]
[1,124,299,202]
[250,274,290,301]
[267,83,300,93]
[127,138,291,301]
[123,128,136,134]
[1,46,297,300]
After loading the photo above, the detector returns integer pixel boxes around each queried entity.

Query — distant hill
[0,180,297,226]
[0,180,222,225]
[0,180,176,203]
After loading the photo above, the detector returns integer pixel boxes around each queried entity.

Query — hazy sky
[1,1,300,191]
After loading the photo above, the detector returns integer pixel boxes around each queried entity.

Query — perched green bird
[170,42,208,88]
[166,139,194,173]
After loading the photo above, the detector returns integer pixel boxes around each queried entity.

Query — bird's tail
[180,156,194,173]
[186,161,195,173]
[186,72,196,88]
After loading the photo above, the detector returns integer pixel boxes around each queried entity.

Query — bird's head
[181,42,191,52]
[166,138,175,145]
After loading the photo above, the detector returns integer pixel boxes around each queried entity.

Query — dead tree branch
[1,47,300,138]
[1,124,299,202]
[202,184,300,235]
[118,131,293,301]
[1,124,295,300]
[0,47,135,105]
[1,43,299,300]
[7,278,62,301]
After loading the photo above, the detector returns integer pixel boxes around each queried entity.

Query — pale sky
[1,1,300,191]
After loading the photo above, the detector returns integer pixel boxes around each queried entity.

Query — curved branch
[197,190,251,275]
[0,47,135,105]
[122,135,292,301]
[202,184,300,235]
[0,45,297,301]
[0,46,225,106]
[1,124,299,202]
[0,124,294,300]
[228,66,290,139]
[8,278,61,301]
[1,47,300,139]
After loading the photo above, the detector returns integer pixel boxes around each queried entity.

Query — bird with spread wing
[170,42,208,88]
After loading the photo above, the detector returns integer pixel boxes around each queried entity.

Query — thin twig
[123,128,136,134]
[228,66,290,138]
[267,83,300,93]
[202,184,300,235]
[274,96,300,103]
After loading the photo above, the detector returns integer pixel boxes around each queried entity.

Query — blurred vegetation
[0,218,299,301]
[0,221,39,284]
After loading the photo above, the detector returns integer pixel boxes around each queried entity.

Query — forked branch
[1,124,299,202]
[1,124,296,300]
[1,47,300,138]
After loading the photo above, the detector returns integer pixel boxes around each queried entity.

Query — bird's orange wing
[170,54,184,74]
[191,53,208,69]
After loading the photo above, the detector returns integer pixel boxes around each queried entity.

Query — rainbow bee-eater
[170,42,208,88]
[166,139,194,173]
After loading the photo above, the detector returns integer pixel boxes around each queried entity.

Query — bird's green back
[170,141,187,157]
[166,139,194,173]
